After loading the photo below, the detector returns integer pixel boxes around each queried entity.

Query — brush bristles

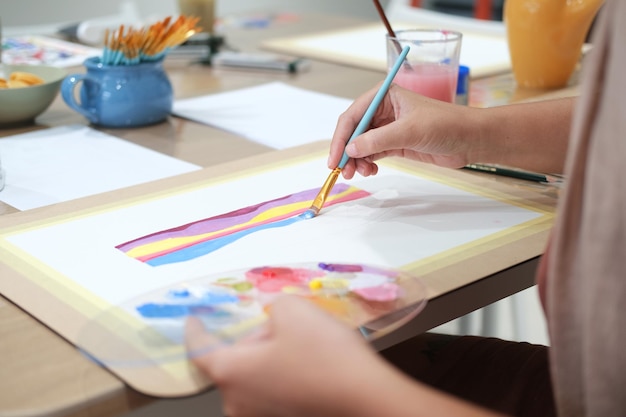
[101,15,201,65]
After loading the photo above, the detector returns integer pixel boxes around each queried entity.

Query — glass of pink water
[386,29,462,103]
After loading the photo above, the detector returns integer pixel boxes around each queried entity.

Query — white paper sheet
[0,125,201,210]
[263,22,511,79]
[3,157,543,306]
[172,82,353,149]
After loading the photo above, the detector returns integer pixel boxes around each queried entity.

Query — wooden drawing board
[0,142,555,397]
[262,22,511,79]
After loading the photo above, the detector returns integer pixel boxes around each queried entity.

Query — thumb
[184,316,227,380]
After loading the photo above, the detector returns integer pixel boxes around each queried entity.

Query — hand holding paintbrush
[102,15,202,65]
[303,45,411,218]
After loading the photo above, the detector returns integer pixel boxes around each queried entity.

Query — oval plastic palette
[78,262,427,367]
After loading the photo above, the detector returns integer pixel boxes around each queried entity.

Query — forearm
[471,97,576,173]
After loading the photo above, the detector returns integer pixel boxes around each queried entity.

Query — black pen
[463,163,562,184]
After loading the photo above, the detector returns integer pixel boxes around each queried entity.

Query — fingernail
[345,143,357,156]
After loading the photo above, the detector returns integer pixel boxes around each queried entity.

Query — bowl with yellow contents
[0,64,66,126]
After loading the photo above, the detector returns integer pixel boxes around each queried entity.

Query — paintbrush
[372,0,398,43]
[302,45,411,218]
[372,0,411,70]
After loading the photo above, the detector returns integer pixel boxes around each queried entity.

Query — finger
[340,159,357,179]
[185,317,225,379]
[328,86,380,169]
[185,316,219,357]
[354,159,378,177]
[268,296,321,328]
[346,121,409,160]
[328,116,352,169]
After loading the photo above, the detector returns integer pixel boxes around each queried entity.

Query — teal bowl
[0,64,66,126]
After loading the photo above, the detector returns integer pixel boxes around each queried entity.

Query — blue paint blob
[136,291,240,319]
[299,210,314,220]
[137,303,190,318]
[168,288,191,298]
[200,292,239,305]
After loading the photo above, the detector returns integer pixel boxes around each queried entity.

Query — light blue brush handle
[338,45,410,169]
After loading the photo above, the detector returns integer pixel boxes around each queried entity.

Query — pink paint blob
[394,64,457,103]
[352,283,401,302]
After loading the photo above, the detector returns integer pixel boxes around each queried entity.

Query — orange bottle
[505,0,604,89]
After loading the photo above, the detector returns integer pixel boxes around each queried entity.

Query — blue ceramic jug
[61,57,173,128]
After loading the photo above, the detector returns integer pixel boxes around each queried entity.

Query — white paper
[385,4,506,37]
[263,22,511,79]
[3,157,543,306]
[0,125,201,210]
[172,82,353,149]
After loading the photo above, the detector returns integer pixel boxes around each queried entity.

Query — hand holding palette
[78,262,427,368]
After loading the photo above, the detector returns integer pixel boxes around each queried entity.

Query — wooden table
[0,13,577,417]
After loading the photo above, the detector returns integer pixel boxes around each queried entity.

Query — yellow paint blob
[309,279,323,290]
[308,277,350,291]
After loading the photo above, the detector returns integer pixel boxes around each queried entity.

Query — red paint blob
[246,267,323,292]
